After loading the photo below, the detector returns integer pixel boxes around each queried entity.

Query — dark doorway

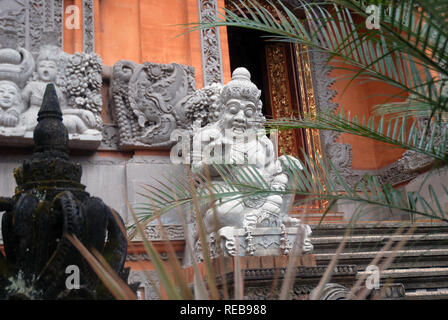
[226,27,270,117]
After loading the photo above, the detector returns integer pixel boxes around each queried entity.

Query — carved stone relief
[111,60,196,150]
[0,45,103,149]
[0,0,64,56]
[100,124,119,150]
[0,0,95,55]
[198,0,224,85]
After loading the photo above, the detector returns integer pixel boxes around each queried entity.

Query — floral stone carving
[111,60,196,150]
[0,45,103,149]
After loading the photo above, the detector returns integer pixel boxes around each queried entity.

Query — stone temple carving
[0,0,64,56]
[111,60,196,150]
[186,67,313,258]
[0,45,103,149]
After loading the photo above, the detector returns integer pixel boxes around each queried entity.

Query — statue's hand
[278,155,303,171]
[2,111,19,127]
[80,110,95,127]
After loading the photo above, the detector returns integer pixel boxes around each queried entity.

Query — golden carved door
[264,42,328,217]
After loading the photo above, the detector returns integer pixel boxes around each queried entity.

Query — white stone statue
[0,80,22,127]
[21,45,97,135]
[0,47,34,136]
[190,67,313,256]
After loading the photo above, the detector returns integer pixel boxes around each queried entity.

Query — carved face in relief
[37,60,58,82]
[223,98,258,134]
[0,81,19,109]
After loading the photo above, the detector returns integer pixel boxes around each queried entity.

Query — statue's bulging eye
[245,108,254,117]
[229,105,239,114]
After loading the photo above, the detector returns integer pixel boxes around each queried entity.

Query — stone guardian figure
[189,67,313,256]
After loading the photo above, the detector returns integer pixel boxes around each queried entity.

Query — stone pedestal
[211,226,312,257]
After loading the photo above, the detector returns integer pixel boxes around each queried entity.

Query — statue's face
[223,98,258,134]
[37,60,58,82]
[0,82,18,108]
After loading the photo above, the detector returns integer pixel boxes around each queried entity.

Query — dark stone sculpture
[0,84,128,299]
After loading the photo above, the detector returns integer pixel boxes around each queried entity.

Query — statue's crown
[0,48,35,87]
[221,67,261,103]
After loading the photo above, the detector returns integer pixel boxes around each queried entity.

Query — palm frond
[135,153,448,226]
[267,109,448,163]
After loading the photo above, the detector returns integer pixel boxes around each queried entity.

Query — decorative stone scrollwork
[143,224,185,241]
[198,0,224,85]
[82,0,95,53]
[111,60,196,150]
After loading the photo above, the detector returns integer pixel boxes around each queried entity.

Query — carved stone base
[209,226,313,258]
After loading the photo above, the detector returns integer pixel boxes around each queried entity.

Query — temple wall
[64,0,232,87]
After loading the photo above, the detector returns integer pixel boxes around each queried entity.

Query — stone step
[291,212,344,224]
[405,288,448,300]
[311,233,448,254]
[314,248,448,269]
[310,221,448,237]
[310,221,448,298]
[357,267,448,291]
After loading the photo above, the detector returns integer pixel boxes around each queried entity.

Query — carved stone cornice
[143,224,185,241]
[125,225,186,261]
[217,264,357,285]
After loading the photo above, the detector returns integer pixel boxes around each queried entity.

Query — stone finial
[231,67,252,81]
[33,83,69,156]
[37,83,63,121]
